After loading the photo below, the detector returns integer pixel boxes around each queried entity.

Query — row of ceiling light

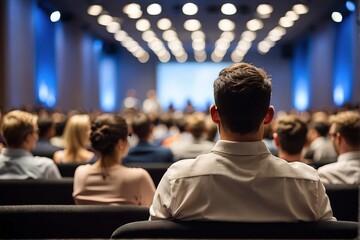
[87,2,309,63]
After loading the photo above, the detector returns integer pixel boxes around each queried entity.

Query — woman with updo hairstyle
[73,114,155,206]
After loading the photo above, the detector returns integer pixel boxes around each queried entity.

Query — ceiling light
[106,21,120,33]
[128,11,143,19]
[257,41,271,54]
[246,19,263,31]
[147,3,162,15]
[221,3,237,15]
[138,52,149,63]
[114,30,127,41]
[292,4,309,15]
[195,51,206,62]
[176,52,188,63]
[241,31,257,42]
[184,19,201,31]
[87,5,103,16]
[182,3,198,15]
[162,30,177,41]
[270,26,286,36]
[123,3,141,15]
[221,31,235,41]
[98,13,112,26]
[331,12,343,22]
[157,18,172,30]
[136,19,151,31]
[50,11,61,22]
[256,4,273,16]
[279,17,294,28]
[218,19,235,31]
[285,11,299,21]
[142,30,156,42]
[191,31,205,40]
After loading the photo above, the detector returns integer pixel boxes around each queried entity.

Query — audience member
[303,121,338,165]
[168,112,215,161]
[273,114,308,163]
[142,89,162,116]
[0,110,61,179]
[150,62,334,221]
[122,89,141,114]
[262,124,278,156]
[162,112,190,146]
[317,110,360,184]
[73,113,155,205]
[50,112,67,148]
[53,114,95,164]
[123,113,174,163]
[32,116,62,158]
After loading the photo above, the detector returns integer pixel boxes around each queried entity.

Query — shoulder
[33,156,57,166]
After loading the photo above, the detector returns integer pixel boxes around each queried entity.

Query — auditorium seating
[0,205,150,239]
[0,178,74,205]
[111,220,358,239]
[324,184,359,222]
[57,163,86,177]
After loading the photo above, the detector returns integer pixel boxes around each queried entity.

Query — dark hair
[214,62,272,134]
[276,115,308,155]
[90,114,128,155]
[308,121,329,137]
[37,117,54,138]
[131,113,152,139]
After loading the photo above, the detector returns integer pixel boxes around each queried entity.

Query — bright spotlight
[50,11,61,22]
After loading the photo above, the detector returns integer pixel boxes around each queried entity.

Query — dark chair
[324,184,359,221]
[124,162,171,186]
[0,205,149,239]
[57,162,86,177]
[0,178,74,205]
[111,220,358,239]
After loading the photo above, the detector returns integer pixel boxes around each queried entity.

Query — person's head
[329,111,360,154]
[1,110,39,150]
[185,113,206,139]
[307,121,330,142]
[211,62,273,138]
[274,114,308,157]
[37,116,55,139]
[63,114,91,152]
[131,113,153,140]
[90,114,129,157]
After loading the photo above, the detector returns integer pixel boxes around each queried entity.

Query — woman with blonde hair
[73,113,155,205]
[53,114,95,164]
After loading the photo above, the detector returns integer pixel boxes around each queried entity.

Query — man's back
[150,141,334,222]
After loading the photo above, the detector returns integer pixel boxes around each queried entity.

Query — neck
[220,127,264,142]
[278,151,302,162]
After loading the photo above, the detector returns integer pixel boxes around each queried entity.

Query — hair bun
[90,126,111,152]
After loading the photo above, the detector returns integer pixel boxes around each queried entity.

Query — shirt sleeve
[43,158,62,179]
[149,169,173,220]
[317,180,336,221]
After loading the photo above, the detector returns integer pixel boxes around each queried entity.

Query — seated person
[150,62,334,222]
[0,110,61,179]
[273,114,308,163]
[168,112,215,161]
[123,113,174,163]
[32,115,63,158]
[303,121,337,165]
[73,113,155,205]
[317,110,360,184]
[53,114,95,164]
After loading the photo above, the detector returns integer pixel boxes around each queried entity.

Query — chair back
[325,184,359,221]
[0,205,149,239]
[0,178,74,205]
[111,220,358,239]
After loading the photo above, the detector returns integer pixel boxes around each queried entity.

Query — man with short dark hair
[0,110,61,179]
[317,110,360,184]
[122,113,174,163]
[150,62,335,222]
[273,114,308,162]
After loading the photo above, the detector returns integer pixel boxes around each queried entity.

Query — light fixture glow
[87,5,103,16]
[182,3,198,15]
[136,19,151,31]
[157,18,172,30]
[218,19,235,31]
[184,19,201,31]
[331,12,343,22]
[246,19,263,31]
[293,4,309,15]
[147,3,162,15]
[221,3,237,15]
[256,4,273,16]
[50,11,61,22]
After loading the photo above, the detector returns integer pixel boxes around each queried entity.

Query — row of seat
[0,205,357,239]
[0,178,358,222]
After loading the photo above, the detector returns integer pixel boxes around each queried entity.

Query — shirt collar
[1,148,33,158]
[338,151,360,162]
[212,140,271,156]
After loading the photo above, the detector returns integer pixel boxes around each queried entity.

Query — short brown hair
[276,114,307,155]
[1,110,38,147]
[330,111,360,147]
[214,62,272,134]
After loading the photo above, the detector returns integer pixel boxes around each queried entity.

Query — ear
[264,106,275,125]
[273,133,280,147]
[210,105,220,125]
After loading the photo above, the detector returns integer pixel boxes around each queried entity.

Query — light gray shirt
[150,140,335,222]
[317,151,360,184]
[0,148,61,179]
